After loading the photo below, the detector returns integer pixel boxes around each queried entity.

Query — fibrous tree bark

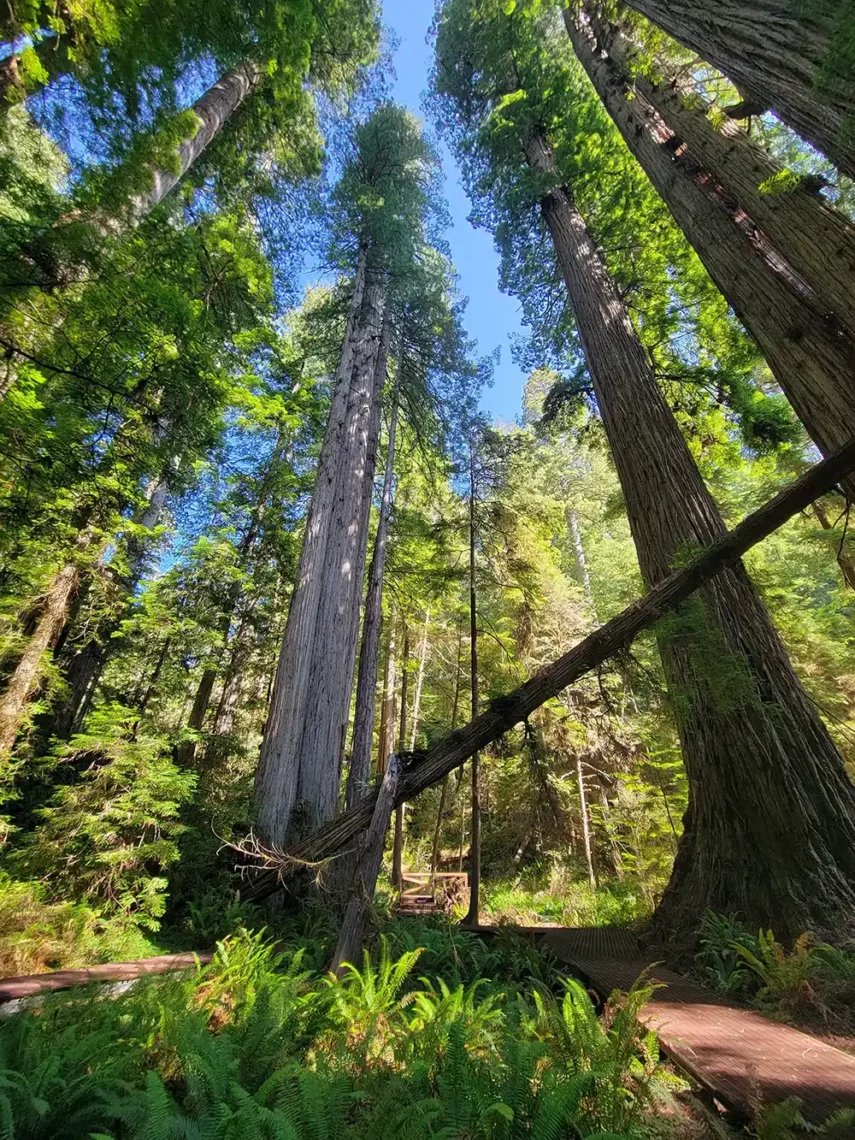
[571,9,855,340]
[255,254,388,844]
[347,368,401,809]
[240,437,855,909]
[567,7,855,500]
[619,0,855,179]
[522,122,855,942]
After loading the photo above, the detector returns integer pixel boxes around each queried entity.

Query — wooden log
[244,437,855,902]
[329,753,402,975]
[0,952,212,1005]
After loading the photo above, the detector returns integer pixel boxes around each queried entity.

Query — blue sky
[382,0,528,424]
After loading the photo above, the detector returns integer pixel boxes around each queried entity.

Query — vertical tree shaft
[576,755,597,888]
[0,562,79,756]
[347,365,401,808]
[255,255,383,844]
[463,443,481,926]
[392,625,410,890]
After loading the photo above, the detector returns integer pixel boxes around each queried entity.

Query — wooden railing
[398,872,469,915]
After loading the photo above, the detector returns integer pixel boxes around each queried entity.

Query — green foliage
[16,706,195,928]
[0,926,672,1139]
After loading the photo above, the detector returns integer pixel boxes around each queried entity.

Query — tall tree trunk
[567,8,855,501]
[347,371,401,808]
[297,311,388,826]
[409,606,430,751]
[330,754,401,975]
[0,561,80,756]
[620,0,855,179]
[577,755,597,888]
[431,621,464,880]
[110,62,263,231]
[392,624,409,891]
[523,124,855,943]
[255,253,389,844]
[463,444,481,927]
[568,508,598,623]
[575,10,855,339]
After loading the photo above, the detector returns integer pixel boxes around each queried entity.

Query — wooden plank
[0,952,212,1004]
[541,930,855,1126]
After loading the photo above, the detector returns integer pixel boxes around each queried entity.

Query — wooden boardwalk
[538,927,855,1127]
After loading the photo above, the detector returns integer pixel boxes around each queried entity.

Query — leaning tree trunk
[346,370,401,809]
[567,8,855,501]
[523,125,855,944]
[620,0,855,179]
[409,607,430,752]
[103,62,262,232]
[255,256,387,845]
[573,8,855,341]
[0,561,80,756]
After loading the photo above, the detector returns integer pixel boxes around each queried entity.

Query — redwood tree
[618,0,855,179]
[432,0,855,942]
[564,6,855,499]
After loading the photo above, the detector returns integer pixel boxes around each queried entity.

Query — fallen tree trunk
[241,437,855,900]
[329,753,401,974]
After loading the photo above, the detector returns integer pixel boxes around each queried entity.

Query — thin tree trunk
[330,754,401,975]
[409,606,430,751]
[567,8,855,501]
[463,444,481,927]
[569,508,598,624]
[577,756,597,888]
[813,500,855,591]
[347,369,401,808]
[620,0,855,179]
[392,624,409,891]
[522,124,855,943]
[240,435,855,904]
[0,561,80,756]
[118,62,263,230]
[254,252,384,844]
[431,621,464,879]
[377,616,397,776]
[132,636,171,735]
[575,10,855,339]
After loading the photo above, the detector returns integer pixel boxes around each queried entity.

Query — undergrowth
[0,920,681,1138]
[695,911,855,1032]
